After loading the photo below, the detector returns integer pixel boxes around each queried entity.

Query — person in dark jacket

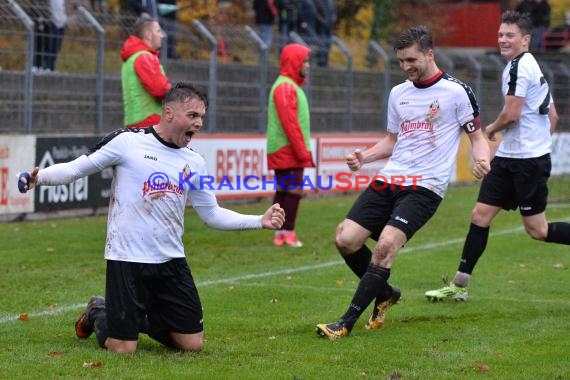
[314,0,336,67]
[253,0,278,49]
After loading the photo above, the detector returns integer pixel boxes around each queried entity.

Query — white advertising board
[316,135,388,192]
[0,135,36,214]
[190,134,317,199]
[551,133,570,176]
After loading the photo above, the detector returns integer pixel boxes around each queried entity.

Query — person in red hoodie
[121,16,172,128]
[266,43,315,247]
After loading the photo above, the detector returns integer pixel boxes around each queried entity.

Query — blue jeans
[258,23,275,49]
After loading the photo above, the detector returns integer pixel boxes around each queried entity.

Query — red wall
[435,3,501,48]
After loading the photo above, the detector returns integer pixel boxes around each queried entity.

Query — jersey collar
[414,70,444,89]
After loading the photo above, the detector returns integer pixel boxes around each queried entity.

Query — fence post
[8,0,34,133]
[487,54,505,72]
[556,62,570,102]
[434,47,455,73]
[78,6,104,135]
[368,40,390,120]
[331,36,353,132]
[192,20,217,132]
[465,54,482,99]
[244,25,268,133]
[486,54,505,109]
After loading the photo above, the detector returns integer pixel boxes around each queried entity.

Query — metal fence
[0,0,568,136]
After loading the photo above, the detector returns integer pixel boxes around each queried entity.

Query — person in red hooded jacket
[266,43,316,247]
[121,16,172,128]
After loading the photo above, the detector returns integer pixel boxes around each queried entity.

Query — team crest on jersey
[426,100,440,122]
[182,164,191,179]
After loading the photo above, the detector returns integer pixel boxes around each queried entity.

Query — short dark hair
[501,11,532,36]
[133,15,158,39]
[163,82,209,110]
[394,26,433,53]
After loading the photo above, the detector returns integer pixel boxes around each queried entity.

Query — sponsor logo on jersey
[400,120,434,134]
[426,100,440,122]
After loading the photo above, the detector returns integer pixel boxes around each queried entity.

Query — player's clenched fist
[262,203,285,230]
[472,159,490,180]
[17,167,39,193]
[346,149,364,172]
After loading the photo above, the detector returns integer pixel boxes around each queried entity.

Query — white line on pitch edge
[0,218,567,324]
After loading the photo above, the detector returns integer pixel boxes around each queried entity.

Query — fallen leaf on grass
[475,362,491,372]
[18,314,28,321]
[49,351,64,357]
[83,361,103,369]
[335,280,344,287]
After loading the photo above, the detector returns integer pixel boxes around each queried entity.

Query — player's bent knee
[178,341,203,353]
[470,208,487,226]
[375,238,397,255]
[335,222,366,254]
[335,233,359,255]
[172,332,204,352]
[524,225,547,241]
[105,338,138,353]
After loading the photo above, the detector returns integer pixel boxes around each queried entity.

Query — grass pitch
[1,178,569,379]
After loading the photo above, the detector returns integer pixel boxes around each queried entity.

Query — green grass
[1,178,569,380]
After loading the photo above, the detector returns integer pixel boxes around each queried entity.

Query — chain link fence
[0,1,568,135]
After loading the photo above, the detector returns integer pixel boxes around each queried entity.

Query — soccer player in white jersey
[17,82,285,353]
[316,26,491,339]
[425,11,570,302]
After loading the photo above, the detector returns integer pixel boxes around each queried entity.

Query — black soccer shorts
[477,154,551,216]
[105,258,204,341]
[346,181,442,241]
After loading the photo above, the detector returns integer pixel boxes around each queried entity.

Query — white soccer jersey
[496,52,552,158]
[381,72,479,198]
[90,128,219,263]
[38,128,221,264]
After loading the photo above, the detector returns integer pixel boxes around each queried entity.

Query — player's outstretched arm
[194,204,284,231]
[17,167,39,194]
[261,203,285,230]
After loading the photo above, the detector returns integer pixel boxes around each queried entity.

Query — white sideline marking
[0,304,85,324]
[0,217,567,324]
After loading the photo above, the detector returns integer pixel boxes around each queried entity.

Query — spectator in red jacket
[121,16,172,128]
[266,44,315,247]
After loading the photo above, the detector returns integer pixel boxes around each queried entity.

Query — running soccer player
[316,25,491,339]
[425,10,569,302]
